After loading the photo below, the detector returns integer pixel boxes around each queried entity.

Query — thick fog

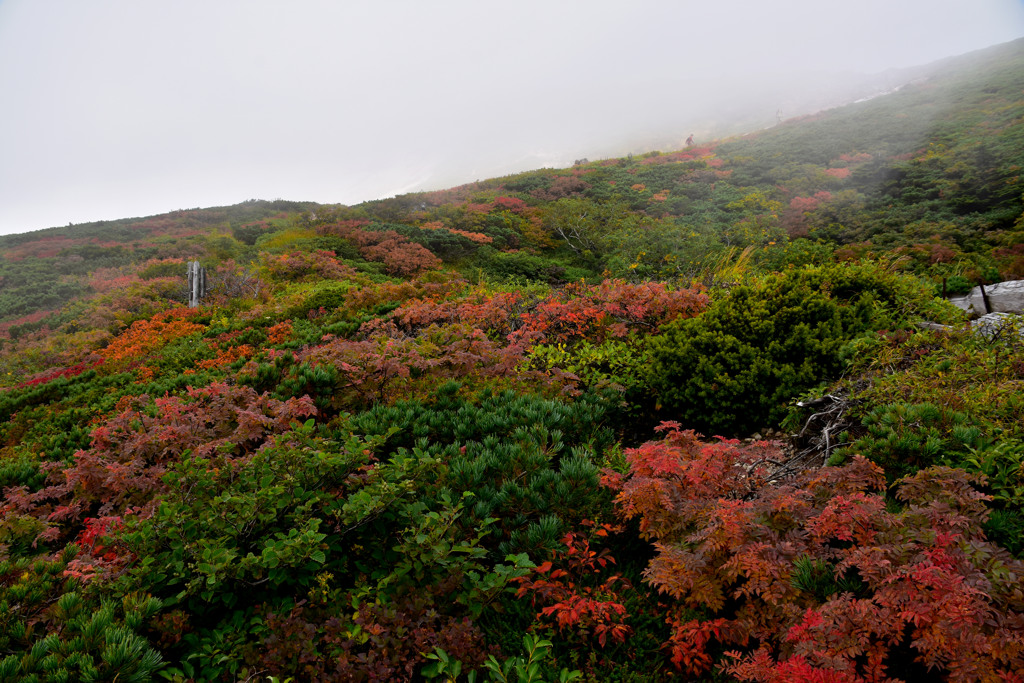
[1,0,1022,235]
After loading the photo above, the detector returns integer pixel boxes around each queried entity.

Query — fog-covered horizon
[1,0,1023,236]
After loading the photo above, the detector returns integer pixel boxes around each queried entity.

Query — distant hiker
[685,134,695,147]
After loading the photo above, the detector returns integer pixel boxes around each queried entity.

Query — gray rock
[971,312,1023,339]
[948,280,1024,318]
[916,320,952,332]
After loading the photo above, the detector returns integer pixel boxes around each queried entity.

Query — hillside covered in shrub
[0,39,1023,682]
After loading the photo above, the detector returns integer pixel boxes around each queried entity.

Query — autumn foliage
[98,308,205,368]
[315,221,442,276]
[2,45,1024,681]
[9,383,316,536]
[602,423,1024,680]
[514,525,633,647]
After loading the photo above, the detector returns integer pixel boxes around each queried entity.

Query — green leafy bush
[116,421,368,611]
[286,281,353,318]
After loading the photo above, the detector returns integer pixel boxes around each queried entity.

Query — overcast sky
[1,0,1023,236]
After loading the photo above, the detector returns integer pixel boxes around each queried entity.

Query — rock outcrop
[948,280,1024,318]
[971,312,1022,339]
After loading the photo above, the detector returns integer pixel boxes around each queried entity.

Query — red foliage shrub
[514,525,633,647]
[88,268,142,293]
[3,236,83,260]
[391,291,525,337]
[315,222,442,276]
[463,202,494,215]
[64,514,131,583]
[603,423,1024,680]
[336,276,467,319]
[788,192,832,213]
[294,322,568,408]
[196,343,254,370]
[994,243,1024,279]
[388,280,707,354]
[0,309,58,339]
[892,242,960,268]
[15,359,103,388]
[257,592,493,682]
[27,383,316,522]
[508,280,708,347]
[360,238,442,276]
[493,196,529,214]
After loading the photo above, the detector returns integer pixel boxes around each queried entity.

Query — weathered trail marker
[187,260,207,308]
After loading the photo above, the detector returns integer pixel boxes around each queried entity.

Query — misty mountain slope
[2,39,1024,683]
[723,37,1024,169]
[718,37,1024,246]
[2,37,1023,340]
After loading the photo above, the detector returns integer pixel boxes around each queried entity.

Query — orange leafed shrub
[99,308,205,367]
[315,222,442,276]
[196,344,254,370]
[134,366,156,381]
[448,228,493,244]
[266,321,293,344]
